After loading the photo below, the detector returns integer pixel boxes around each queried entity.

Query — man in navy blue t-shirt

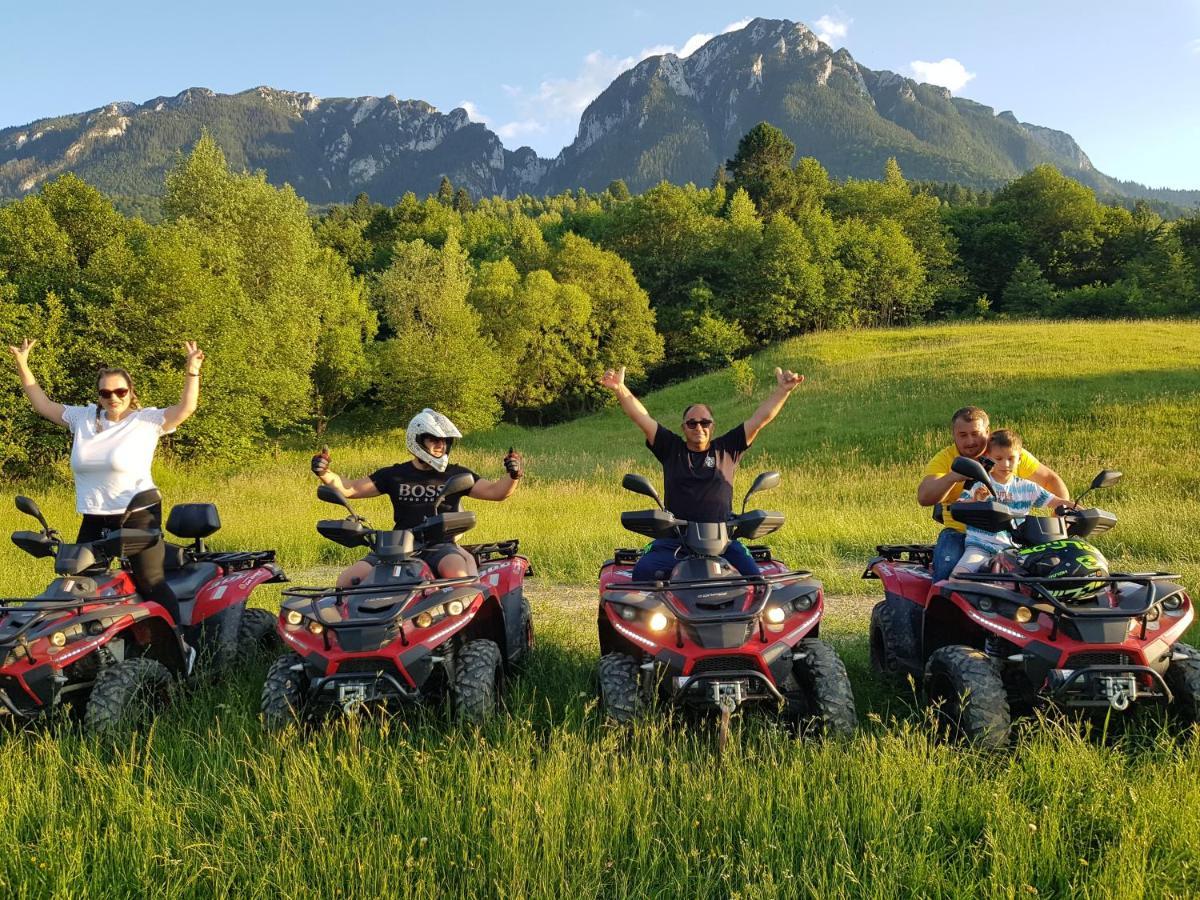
[600,365,805,581]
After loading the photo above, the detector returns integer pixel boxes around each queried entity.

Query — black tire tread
[84,657,173,735]
[260,652,307,730]
[597,652,643,724]
[1166,642,1200,722]
[924,644,1011,748]
[453,639,502,725]
[238,608,280,659]
[793,638,858,736]
[870,601,916,682]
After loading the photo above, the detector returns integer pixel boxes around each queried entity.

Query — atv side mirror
[1076,468,1122,504]
[950,456,994,496]
[15,495,50,531]
[621,473,663,509]
[317,483,352,509]
[436,473,476,510]
[742,471,781,512]
[121,488,162,522]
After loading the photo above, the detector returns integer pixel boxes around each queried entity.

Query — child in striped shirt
[952,429,1073,575]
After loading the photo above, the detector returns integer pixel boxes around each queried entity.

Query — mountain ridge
[1,18,1195,207]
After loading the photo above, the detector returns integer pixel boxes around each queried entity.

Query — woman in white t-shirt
[7,338,205,619]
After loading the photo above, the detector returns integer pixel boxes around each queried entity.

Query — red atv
[865,457,1200,746]
[2,489,286,733]
[260,474,533,728]
[596,472,856,746]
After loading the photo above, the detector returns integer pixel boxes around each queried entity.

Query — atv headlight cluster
[1163,594,1185,612]
[284,609,324,635]
[45,623,86,649]
[976,596,1037,626]
[614,603,673,632]
[412,599,471,630]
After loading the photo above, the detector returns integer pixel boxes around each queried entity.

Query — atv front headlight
[414,611,434,629]
[648,611,669,632]
[1145,605,1161,624]
[1164,594,1185,612]
[765,606,786,624]
[285,610,304,626]
[48,631,67,648]
[792,594,815,612]
[446,599,464,616]
[307,620,324,635]
[1012,606,1033,624]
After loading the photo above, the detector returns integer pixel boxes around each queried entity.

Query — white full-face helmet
[406,408,462,472]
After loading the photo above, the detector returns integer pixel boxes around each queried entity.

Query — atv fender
[923,591,987,660]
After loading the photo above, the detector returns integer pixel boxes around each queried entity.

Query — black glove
[503,447,523,480]
[311,445,330,477]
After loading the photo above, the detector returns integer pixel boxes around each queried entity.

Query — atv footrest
[875,544,934,567]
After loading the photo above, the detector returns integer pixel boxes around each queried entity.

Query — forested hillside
[2,127,1198,472]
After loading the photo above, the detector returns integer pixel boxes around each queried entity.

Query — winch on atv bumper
[1047,664,1172,710]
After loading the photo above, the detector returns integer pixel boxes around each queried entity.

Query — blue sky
[3,0,1198,188]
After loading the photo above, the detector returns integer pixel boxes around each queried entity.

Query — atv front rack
[611,570,815,624]
[0,591,139,645]
[947,572,1188,640]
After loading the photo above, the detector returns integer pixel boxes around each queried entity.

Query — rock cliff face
[0,86,545,203]
[0,19,1192,205]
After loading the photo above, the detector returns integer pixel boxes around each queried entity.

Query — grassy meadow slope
[0,320,1198,897]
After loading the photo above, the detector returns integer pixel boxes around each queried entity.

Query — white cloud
[814,14,850,46]
[1190,38,1200,54]
[459,100,489,125]
[495,119,547,141]
[908,57,976,93]
[722,18,752,33]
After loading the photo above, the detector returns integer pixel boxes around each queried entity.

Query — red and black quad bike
[260,474,534,729]
[864,456,1200,747]
[596,472,857,748]
[2,489,287,733]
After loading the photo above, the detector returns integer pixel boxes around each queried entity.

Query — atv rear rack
[464,539,531,573]
[866,544,935,573]
[200,549,280,572]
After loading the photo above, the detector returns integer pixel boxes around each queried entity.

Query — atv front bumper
[1046,664,1172,710]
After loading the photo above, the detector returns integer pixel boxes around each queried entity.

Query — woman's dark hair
[95,367,141,414]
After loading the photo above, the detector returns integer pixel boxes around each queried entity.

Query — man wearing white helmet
[311,408,522,588]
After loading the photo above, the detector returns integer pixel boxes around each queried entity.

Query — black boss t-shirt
[368,462,479,530]
[647,424,749,523]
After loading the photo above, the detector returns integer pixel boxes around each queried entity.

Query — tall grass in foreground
[1,320,1198,896]
[0,601,1198,897]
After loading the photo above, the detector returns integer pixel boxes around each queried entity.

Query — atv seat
[163,562,221,602]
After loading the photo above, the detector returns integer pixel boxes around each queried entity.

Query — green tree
[436,176,454,205]
[1001,257,1057,314]
[726,123,798,218]
[372,232,505,430]
[606,179,631,201]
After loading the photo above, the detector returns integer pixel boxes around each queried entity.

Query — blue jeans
[631,538,761,581]
[932,528,965,582]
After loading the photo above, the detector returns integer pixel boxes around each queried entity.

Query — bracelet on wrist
[186,371,201,377]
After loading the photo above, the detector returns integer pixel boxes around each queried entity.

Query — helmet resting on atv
[406,408,462,473]
[1015,539,1109,601]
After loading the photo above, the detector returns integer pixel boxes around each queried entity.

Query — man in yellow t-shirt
[917,406,1069,581]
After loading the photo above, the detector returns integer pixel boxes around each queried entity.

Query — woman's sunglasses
[98,387,130,400]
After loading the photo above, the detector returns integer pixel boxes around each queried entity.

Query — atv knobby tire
[597,653,643,724]
[453,639,502,725]
[517,596,534,661]
[870,601,915,683]
[238,607,280,660]
[924,645,1011,748]
[1166,643,1200,723]
[791,639,858,736]
[260,653,309,730]
[84,657,173,735]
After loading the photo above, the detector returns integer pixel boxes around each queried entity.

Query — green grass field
[1,320,1199,896]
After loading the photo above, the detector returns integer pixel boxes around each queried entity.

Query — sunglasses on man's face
[684,418,713,429]
[98,387,129,400]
